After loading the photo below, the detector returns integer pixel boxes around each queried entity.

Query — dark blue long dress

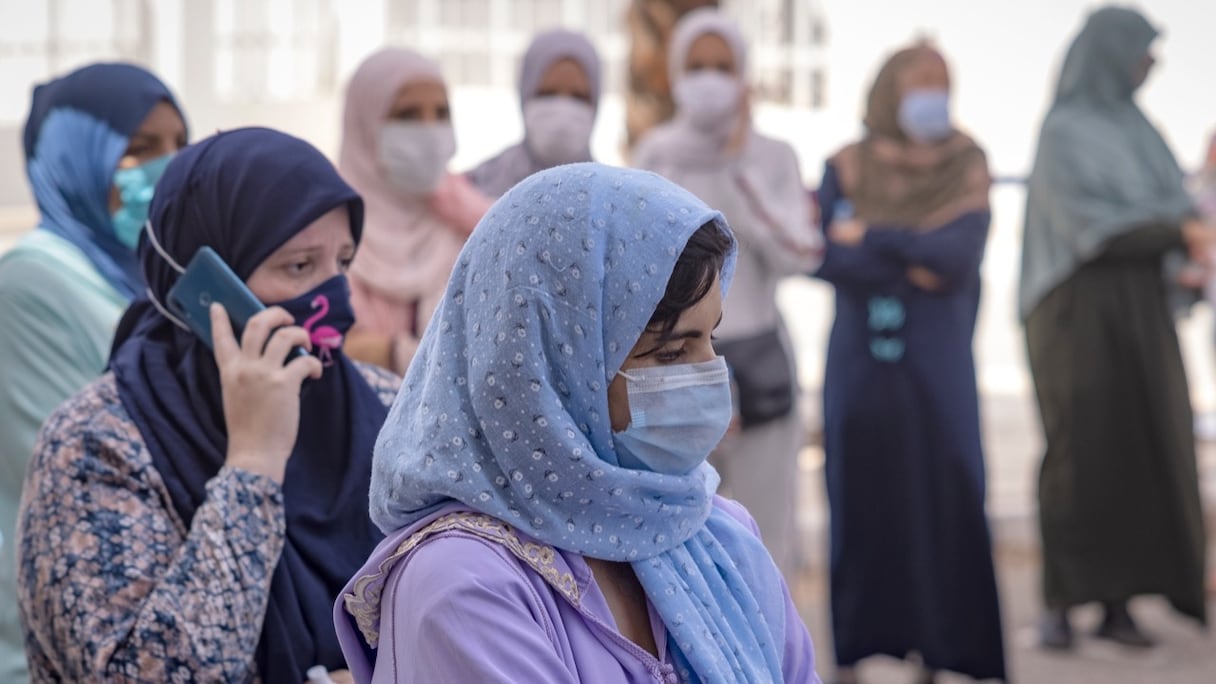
[815,162,1006,681]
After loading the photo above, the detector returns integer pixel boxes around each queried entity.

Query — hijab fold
[1019,7,1194,319]
[110,127,387,683]
[369,163,787,683]
[466,29,602,198]
[831,45,989,231]
[23,63,185,299]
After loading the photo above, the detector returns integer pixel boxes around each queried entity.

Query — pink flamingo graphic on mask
[303,294,343,367]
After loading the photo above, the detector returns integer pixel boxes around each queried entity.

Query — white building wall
[0,0,827,221]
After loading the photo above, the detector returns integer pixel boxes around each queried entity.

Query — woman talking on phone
[16,128,395,683]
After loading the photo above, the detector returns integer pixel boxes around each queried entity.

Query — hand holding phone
[167,247,309,362]
[211,304,322,484]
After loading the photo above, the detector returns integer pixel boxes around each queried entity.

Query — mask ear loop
[145,218,184,273]
[143,219,190,331]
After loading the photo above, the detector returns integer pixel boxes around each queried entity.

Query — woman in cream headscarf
[632,8,820,580]
[466,29,601,198]
[339,48,492,374]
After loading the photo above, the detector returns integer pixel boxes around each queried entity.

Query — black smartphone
[167,247,309,362]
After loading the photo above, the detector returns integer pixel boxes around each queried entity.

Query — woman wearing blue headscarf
[0,62,185,682]
[335,163,819,683]
[17,128,394,683]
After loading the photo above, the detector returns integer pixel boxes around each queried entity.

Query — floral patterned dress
[16,365,397,682]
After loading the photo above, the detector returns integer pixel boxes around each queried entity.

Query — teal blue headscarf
[370,163,787,682]
[1019,7,1195,319]
[24,63,185,300]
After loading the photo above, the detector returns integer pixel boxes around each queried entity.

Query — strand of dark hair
[642,220,733,346]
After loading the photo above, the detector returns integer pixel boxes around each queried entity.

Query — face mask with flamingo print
[271,274,356,369]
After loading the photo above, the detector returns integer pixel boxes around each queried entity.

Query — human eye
[392,106,422,121]
[653,345,688,364]
[284,258,313,276]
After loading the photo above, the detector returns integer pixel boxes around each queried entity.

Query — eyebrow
[273,244,354,259]
[659,313,724,342]
[275,245,323,256]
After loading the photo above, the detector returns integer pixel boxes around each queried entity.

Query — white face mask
[672,71,742,136]
[523,95,595,166]
[378,121,457,195]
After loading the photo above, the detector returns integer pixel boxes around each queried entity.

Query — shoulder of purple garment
[341,511,580,648]
[712,495,763,537]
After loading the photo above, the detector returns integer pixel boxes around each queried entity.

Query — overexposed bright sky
[815,0,1216,176]
[1,1,1212,176]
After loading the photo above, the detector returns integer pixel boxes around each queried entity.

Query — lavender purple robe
[334,497,820,683]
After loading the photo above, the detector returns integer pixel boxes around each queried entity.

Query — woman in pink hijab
[340,48,492,374]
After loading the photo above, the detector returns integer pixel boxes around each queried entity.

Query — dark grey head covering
[465,29,601,198]
[1054,6,1156,107]
[1019,6,1194,319]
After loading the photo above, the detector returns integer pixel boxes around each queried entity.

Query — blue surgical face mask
[897,89,953,144]
[111,153,174,249]
[612,356,733,475]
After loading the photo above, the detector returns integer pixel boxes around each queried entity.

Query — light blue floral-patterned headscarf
[370,163,786,682]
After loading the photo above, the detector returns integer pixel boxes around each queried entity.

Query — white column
[791,0,810,107]
[489,0,512,89]
[417,0,441,56]
[563,0,584,27]
[181,0,216,106]
[336,0,385,79]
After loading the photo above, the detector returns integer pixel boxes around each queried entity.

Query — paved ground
[790,390,1216,684]
[795,550,1216,684]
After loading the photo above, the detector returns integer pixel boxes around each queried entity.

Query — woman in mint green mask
[0,62,185,683]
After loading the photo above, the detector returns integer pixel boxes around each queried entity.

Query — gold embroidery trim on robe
[343,512,581,647]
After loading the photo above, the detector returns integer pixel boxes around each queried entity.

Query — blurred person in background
[17,128,394,683]
[1188,132,1216,442]
[1021,6,1210,651]
[632,7,821,580]
[339,48,491,375]
[0,62,187,683]
[814,43,1004,684]
[467,28,601,198]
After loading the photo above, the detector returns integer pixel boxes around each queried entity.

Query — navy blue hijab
[110,127,387,682]
[24,62,185,299]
